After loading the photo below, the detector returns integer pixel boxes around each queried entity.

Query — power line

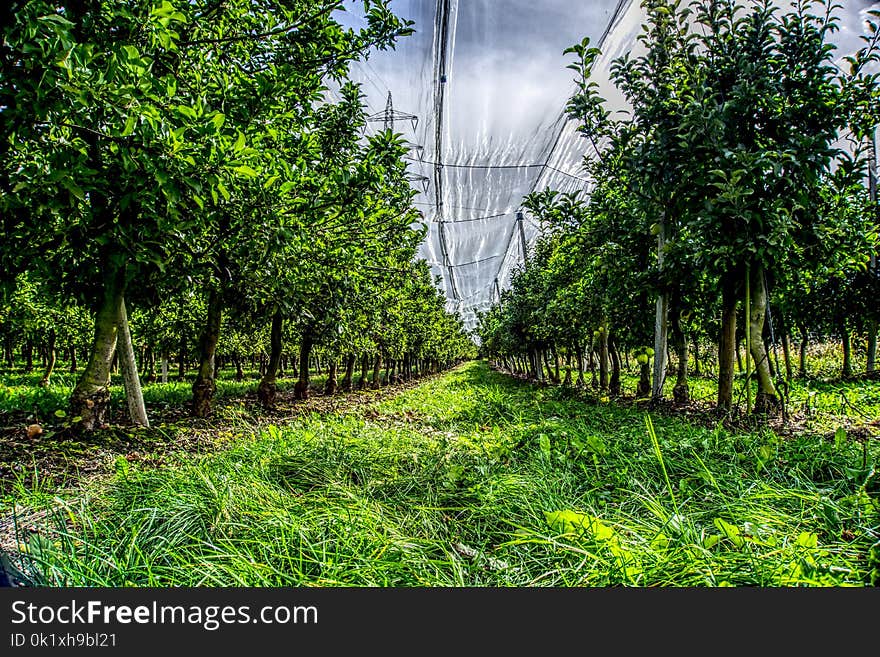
[489,0,633,305]
[427,253,503,268]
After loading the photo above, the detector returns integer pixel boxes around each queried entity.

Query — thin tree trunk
[340,354,355,392]
[69,256,126,431]
[324,360,338,395]
[748,265,778,415]
[868,320,877,374]
[117,299,149,427]
[781,331,793,382]
[575,343,585,387]
[69,344,77,373]
[145,346,156,383]
[670,299,689,405]
[177,335,186,381]
[841,321,852,379]
[588,346,597,389]
[294,332,313,400]
[609,337,621,396]
[717,272,738,412]
[371,353,383,389]
[161,353,168,384]
[38,328,56,387]
[191,287,223,418]
[798,326,808,379]
[598,321,609,393]
[231,352,243,381]
[637,355,651,398]
[652,218,669,402]
[24,340,33,373]
[358,354,370,390]
[257,311,283,407]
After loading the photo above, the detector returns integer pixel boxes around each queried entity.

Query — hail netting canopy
[341,0,879,330]
[337,0,637,329]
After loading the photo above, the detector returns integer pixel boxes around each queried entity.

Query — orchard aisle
[3,361,878,587]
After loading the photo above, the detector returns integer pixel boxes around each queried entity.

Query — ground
[1,361,879,586]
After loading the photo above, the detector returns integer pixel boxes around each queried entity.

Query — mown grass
[10,361,878,587]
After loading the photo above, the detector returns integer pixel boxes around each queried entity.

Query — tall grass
[11,362,880,587]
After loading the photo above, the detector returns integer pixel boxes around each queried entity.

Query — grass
[8,361,879,587]
[0,367,329,420]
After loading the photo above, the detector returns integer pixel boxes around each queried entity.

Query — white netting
[342,0,877,328]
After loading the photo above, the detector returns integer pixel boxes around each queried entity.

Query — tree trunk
[609,337,621,396]
[748,266,779,415]
[38,328,56,387]
[161,353,168,383]
[670,300,689,405]
[117,299,149,427]
[841,321,852,379]
[371,353,382,389]
[340,354,355,392]
[232,352,244,381]
[588,347,597,389]
[145,346,156,383]
[358,354,370,390]
[177,335,187,381]
[294,333,313,400]
[717,272,738,412]
[563,348,573,386]
[868,320,878,374]
[652,212,669,402]
[692,336,701,377]
[637,357,651,398]
[24,340,33,373]
[598,322,609,393]
[798,326,808,379]
[780,324,793,381]
[542,350,553,383]
[257,311,283,407]
[69,257,126,431]
[323,360,337,395]
[575,343,585,388]
[191,287,223,418]
[69,344,77,373]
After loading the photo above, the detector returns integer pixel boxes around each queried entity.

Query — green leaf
[233,132,246,152]
[38,14,75,27]
[61,179,85,200]
[54,409,67,418]
[176,105,197,120]
[121,114,137,137]
[544,510,616,541]
[210,113,225,130]
[796,532,818,549]
[714,518,744,547]
[703,534,721,549]
[234,165,258,178]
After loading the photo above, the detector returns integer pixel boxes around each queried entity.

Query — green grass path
[12,361,880,586]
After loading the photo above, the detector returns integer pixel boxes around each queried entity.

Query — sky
[339,1,880,325]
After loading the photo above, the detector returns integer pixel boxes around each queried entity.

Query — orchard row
[1,1,475,430]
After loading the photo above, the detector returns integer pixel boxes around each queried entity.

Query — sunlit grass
[10,361,878,587]
[0,367,329,419]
